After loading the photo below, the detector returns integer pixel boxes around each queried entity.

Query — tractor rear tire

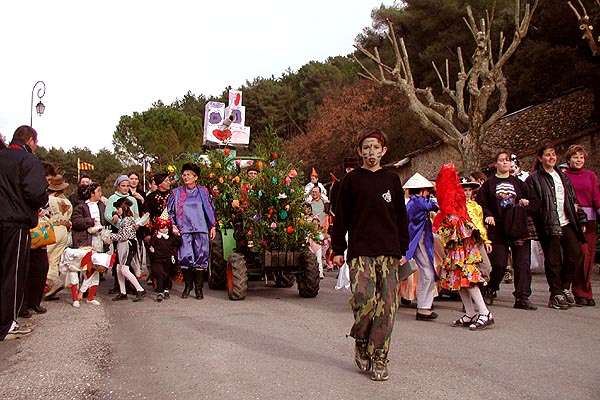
[208,229,227,290]
[297,250,320,298]
[227,253,248,300]
[274,272,296,288]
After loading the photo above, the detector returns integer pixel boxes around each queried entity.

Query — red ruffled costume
[433,164,483,290]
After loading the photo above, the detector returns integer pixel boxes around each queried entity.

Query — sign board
[203,90,251,146]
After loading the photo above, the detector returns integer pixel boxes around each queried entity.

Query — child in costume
[461,176,493,283]
[108,197,146,302]
[60,249,114,307]
[403,173,439,321]
[148,213,181,302]
[434,164,494,330]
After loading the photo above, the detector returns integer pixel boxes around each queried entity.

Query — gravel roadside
[0,296,112,400]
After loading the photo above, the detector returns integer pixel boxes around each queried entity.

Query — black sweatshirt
[475,175,530,243]
[332,167,409,261]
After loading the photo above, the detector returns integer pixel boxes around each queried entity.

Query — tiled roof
[482,88,595,158]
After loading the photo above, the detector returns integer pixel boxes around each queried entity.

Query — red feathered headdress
[432,164,469,230]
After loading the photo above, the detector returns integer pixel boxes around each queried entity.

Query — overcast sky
[0,0,391,151]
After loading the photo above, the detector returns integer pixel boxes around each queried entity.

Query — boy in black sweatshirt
[332,129,409,382]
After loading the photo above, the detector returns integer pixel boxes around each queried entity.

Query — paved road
[1,272,600,400]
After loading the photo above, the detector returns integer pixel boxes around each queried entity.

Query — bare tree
[567,0,600,56]
[354,0,538,173]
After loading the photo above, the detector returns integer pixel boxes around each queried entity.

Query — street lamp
[30,81,46,126]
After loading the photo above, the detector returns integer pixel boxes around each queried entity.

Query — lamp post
[30,81,46,126]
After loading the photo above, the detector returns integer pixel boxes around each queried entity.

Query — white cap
[402,173,434,189]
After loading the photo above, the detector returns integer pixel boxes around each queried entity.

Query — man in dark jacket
[0,126,48,340]
[526,142,584,310]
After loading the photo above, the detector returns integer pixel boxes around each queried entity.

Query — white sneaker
[72,300,80,308]
[86,299,101,306]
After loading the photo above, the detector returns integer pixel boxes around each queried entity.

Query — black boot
[181,269,193,299]
[194,269,204,300]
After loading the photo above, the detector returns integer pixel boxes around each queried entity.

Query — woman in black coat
[71,183,107,249]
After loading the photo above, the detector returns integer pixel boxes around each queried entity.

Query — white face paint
[358,138,387,170]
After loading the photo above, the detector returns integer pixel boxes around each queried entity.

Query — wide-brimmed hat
[113,196,132,209]
[47,175,69,191]
[460,176,481,189]
[181,162,201,177]
[403,173,434,189]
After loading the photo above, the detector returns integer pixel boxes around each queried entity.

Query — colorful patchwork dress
[436,215,483,290]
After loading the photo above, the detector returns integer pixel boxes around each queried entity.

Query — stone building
[391,88,600,181]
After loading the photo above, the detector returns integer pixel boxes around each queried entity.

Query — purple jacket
[167,185,216,234]
[564,168,600,221]
[405,195,438,266]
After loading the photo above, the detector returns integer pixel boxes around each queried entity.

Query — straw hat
[47,175,69,191]
[402,173,434,189]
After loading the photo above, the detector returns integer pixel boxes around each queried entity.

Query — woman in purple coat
[167,163,216,299]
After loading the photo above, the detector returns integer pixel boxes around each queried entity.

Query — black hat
[181,163,201,177]
[152,172,169,185]
[113,197,133,209]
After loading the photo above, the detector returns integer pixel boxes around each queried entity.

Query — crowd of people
[0,125,598,385]
[329,129,598,381]
[0,126,218,341]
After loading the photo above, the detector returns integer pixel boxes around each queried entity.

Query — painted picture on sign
[203,90,251,146]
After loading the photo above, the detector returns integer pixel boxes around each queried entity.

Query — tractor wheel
[208,229,227,290]
[274,272,296,288]
[297,250,320,298]
[226,253,248,300]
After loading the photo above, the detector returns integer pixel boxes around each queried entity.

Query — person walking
[434,164,494,331]
[109,197,146,302]
[476,151,536,310]
[563,144,600,306]
[148,215,180,302]
[403,173,439,321]
[526,142,585,310]
[45,175,73,301]
[167,163,216,300]
[0,126,48,340]
[332,129,409,382]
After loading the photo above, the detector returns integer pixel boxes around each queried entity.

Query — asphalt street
[1,272,599,400]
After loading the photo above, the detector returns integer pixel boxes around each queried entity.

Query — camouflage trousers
[349,256,400,356]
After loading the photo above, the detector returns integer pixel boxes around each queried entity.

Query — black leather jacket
[526,166,584,243]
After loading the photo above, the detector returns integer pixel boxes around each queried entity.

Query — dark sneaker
[156,293,164,302]
[354,340,371,373]
[370,350,389,381]
[132,290,145,302]
[469,313,495,331]
[163,291,170,299]
[513,300,537,310]
[548,294,569,310]
[588,298,596,307]
[575,297,588,306]
[18,308,32,319]
[416,311,438,321]
[563,290,580,307]
[112,293,128,301]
